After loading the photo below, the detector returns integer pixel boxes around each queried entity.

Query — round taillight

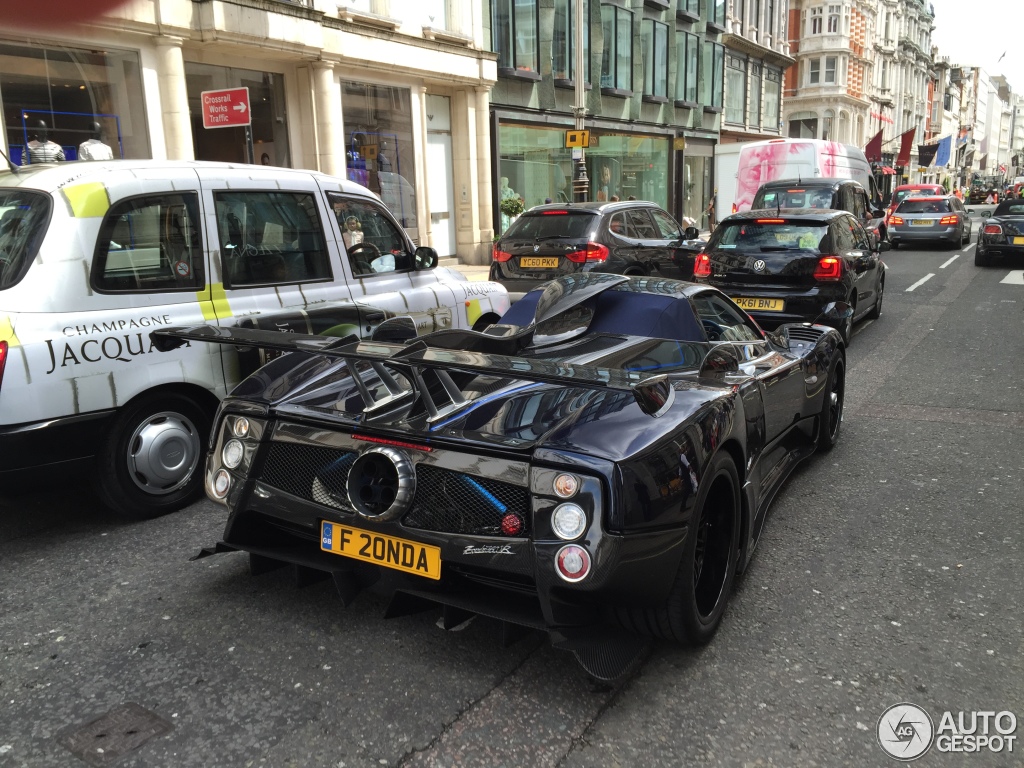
[552,473,579,498]
[500,513,524,536]
[231,417,250,438]
[211,469,231,499]
[222,439,244,469]
[555,545,592,582]
[552,503,587,540]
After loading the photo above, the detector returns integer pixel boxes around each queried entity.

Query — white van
[717,139,881,215]
[0,160,509,518]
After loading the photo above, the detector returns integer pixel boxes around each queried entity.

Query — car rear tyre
[616,452,740,646]
[93,392,212,519]
[815,354,845,452]
[866,277,883,320]
[974,251,989,267]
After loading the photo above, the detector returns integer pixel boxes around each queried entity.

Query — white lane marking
[906,273,935,292]
[939,254,960,269]
[853,319,875,336]
[1000,270,1024,285]
[963,243,976,252]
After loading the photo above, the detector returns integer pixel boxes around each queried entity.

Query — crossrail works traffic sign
[201,87,251,129]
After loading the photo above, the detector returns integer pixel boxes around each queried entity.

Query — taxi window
[93,193,204,293]
[327,194,411,277]
[0,190,51,290]
[215,191,332,288]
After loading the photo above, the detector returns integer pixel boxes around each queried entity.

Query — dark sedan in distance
[692,210,887,344]
[490,201,704,295]
[976,199,1024,266]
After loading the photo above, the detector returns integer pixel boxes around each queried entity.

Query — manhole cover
[58,703,172,766]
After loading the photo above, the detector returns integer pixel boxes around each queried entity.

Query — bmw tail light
[939,215,959,225]
[890,216,904,226]
[0,340,7,392]
[983,224,1003,235]
[492,244,513,263]
[814,256,843,282]
[694,253,712,278]
[566,248,586,263]
[569,242,609,262]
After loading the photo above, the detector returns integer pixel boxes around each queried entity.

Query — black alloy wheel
[615,452,740,645]
[815,353,845,452]
[866,276,883,320]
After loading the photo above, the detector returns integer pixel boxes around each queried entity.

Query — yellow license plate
[320,521,441,580]
[520,257,559,268]
[1014,237,1024,245]
[911,219,933,226]
[733,297,785,312]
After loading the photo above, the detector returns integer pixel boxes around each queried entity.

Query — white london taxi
[0,160,508,518]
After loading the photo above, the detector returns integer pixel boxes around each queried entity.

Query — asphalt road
[2,231,1022,767]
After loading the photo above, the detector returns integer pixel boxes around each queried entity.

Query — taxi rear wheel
[94,392,212,519]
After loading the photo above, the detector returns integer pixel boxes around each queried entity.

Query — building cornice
[722,33,795,69]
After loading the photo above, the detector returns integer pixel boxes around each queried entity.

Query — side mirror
[871,208,885,219]
[683,225,700,240]
[876,241,891,252]
[414,246,438,270]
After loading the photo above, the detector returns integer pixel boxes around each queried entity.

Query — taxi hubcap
[127,412,200,495]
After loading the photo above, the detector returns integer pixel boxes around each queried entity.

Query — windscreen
[709,220,830,253]
[502,211,596,240]
[892,188,936,206]
[0,190,52,290]
[896,199,950,214]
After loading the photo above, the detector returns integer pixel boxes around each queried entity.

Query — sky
[928,0,1024,93]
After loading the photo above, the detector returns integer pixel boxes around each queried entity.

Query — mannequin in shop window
[23,120,65,165]
[78,121,114,161]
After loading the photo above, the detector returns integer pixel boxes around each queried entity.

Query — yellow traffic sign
[565,130,590,148]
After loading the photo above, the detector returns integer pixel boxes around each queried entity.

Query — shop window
[493,0,540,75]
[724,56,745,124]
[763,69,781,129]
[341,82,419,234]
[327,194,412,277]
[825,56,837,84]
[809,6,822,34]
[748,63,762,127]
[642,20,668,99]
[0,40,149,165]
[702,41,724,108]
[600,4,633,93]
[215,192,331,288]
[93,194,203,293]
[553,0,590,83]
[185,63,290,168]
[809,58,820,85]
[675,33,700,104]
[788,112,818,138]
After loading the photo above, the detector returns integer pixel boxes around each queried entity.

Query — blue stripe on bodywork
[460,475,507,514]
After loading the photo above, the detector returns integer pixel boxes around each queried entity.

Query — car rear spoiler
[150,325,678,419]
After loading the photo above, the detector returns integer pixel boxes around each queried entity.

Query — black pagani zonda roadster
[153,274,847,680]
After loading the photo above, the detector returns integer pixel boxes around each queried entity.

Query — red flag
[896,128,916,167]
[865,130,883,162]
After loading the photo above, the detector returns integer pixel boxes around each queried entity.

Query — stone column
[154,36,194,161]
[475,86,494,255]
[312,61,343,177]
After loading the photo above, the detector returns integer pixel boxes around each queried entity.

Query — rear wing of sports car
[150,325,680,419]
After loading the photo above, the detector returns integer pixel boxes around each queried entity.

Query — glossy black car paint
[695,210,886,342]
[489,202,704,294]
[155,276,844,679]
[975,199,1024,266]
[751,177,887,241]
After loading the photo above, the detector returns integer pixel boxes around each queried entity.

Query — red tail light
[541,210,569,215]
[983,224,1003,235]
[0,341,7,392]
[756,218,786,224]
[890,216,904,226]
[566,242,609,263]
[492,244,513,263]
[731,203,738,214]
[939,214,959,225]
[813,256,842,282]
[694,253,712,278]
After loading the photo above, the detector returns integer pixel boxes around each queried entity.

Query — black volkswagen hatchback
[693,210,888,343]
[490,201,704,295]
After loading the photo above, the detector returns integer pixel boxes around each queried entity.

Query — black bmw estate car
[490,201,704,295]
[693,210,888,343]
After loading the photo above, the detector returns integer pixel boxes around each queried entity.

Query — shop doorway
[425,95,455,258]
